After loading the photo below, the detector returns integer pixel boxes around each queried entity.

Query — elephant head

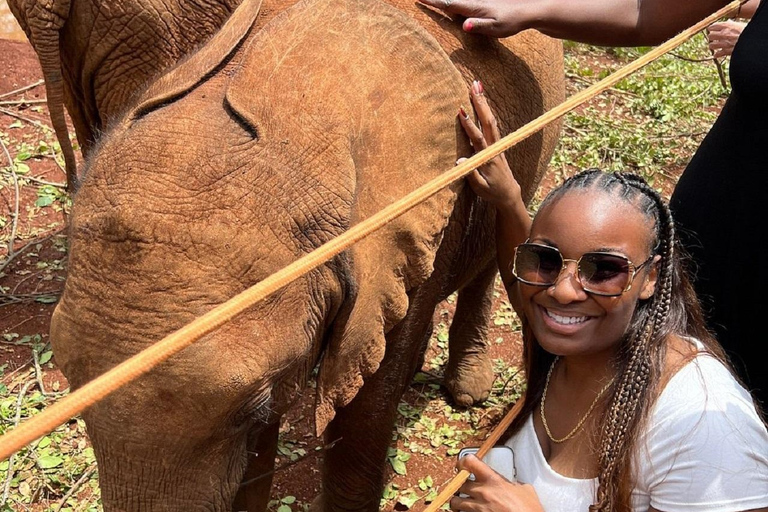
[6,0,244,190]
[49,0,563,508]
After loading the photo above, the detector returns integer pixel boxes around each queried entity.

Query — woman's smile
[539,305,594,332]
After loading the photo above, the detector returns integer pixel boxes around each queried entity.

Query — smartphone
[457,445,516,483]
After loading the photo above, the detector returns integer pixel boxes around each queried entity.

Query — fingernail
[472,80,484,95]
[459,105,469,119]
[464,20,473,31]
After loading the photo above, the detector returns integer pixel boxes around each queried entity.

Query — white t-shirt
[504,353,768,512]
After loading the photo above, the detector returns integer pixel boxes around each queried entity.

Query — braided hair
[503,169,727,511]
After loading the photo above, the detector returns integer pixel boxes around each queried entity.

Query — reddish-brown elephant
[49,0,565,509]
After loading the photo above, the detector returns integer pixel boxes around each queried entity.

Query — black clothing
[670,1,768,411]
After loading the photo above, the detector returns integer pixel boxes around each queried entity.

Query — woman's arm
[738,0,761,18]
[458,81,530,307]
[419,0,732,45]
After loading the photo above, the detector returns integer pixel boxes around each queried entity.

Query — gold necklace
[540,357,615,444]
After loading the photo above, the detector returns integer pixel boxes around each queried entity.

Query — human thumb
[458,453,496,481]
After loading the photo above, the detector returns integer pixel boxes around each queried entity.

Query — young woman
[449,83,768,512]
[420,0,768,433]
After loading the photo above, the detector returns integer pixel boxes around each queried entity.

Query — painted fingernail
[459,105,469,119]
[472,80,484,95]
[464,20,473,31]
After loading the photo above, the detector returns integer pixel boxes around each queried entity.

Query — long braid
[590,172,677,511]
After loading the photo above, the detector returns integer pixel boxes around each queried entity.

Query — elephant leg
[444,262,498,407]
[317,296,437,512]
[233,421,280,512]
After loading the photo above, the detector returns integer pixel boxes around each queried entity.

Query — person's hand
[417,0,530,38]
[458,80,522,210]
[707,20,747,59]
[449,454,544,512]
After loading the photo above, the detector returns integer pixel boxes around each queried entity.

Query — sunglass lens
[579,253,631,295]
[515,245,562,285]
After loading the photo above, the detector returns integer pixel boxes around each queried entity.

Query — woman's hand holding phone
[450,453,545,512]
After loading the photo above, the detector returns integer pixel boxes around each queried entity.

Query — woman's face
[520,189,659,359]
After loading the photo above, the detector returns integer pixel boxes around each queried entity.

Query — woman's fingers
[470,81,502,143]
[417,0,478,18]
[458,106,488,151]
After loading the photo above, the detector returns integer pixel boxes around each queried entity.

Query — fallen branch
[0,80,44,101]
[0,380,36,509]
[239,437,343,487]
[54,463,97,512]
[0,99,48,107]
[0,107,52,132]
[567,74,641,98]
[0,292,62,306]
[0,137,20,272]
[0,232,61,275]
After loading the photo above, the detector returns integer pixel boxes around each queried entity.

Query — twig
[33,346,66,398]
[0,137,20,270]
[0,80,45,101]
[239,437,343,487]
[566,74,641,98]
[0,380,36,509]
[0,99,48,107]
[669,52,716,63]
[0,232,59,275]
[700,32,729,90]
[0,292,62,306]
[0,107,52,132]
[6,172,66,189]
[54,463,97,512]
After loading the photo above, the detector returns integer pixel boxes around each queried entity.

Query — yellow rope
[0,0,741,464]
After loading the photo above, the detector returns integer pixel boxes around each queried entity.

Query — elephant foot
[443,350,494,407]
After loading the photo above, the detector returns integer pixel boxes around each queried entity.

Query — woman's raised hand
[458,80,523,210]
[449,454,544,512]
[418,0,530,37]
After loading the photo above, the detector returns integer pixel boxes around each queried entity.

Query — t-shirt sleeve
[635,357,768,512]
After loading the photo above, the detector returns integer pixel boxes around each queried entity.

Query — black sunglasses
[511,242,655,297]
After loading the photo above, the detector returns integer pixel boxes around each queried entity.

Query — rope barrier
[0,0,742,466]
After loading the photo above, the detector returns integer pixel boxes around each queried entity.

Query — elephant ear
[224,0,471,434]
[123,0,263,123]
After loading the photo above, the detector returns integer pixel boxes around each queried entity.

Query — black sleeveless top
[669,0,768,409]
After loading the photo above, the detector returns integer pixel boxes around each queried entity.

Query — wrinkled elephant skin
[7,0,241,188]
[49,0,565,510]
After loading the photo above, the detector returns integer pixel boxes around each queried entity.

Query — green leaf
[35,295,58,304]
[390,458,407,475]
[397,491,420,509]
[39,351,53,364]
[37,455,64,469]
[35,195,54,207]
[281,496,296,504]
[8,120,22,129]
[277,505,292,512]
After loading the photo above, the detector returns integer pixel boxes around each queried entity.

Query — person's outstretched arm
[419,0,731,45]
[738,0,761,18]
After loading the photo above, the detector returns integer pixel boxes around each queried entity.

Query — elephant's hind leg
[233,422,280,512]
[443,262,498,407]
